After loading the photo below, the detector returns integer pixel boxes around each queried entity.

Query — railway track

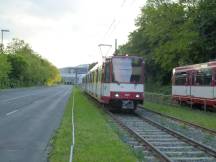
[137,105,216,136]
[107,110,216,162]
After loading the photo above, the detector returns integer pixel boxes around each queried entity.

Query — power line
[100,0,128,41]
[121,0,127,7]
[102,19,116,39]
[98,0,140,57]
[0,29,10,52]
[130,0,137,6]
[103,0,140,41]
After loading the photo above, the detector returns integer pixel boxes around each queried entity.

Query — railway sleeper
[165,151,213,158]
[170,156,215,162]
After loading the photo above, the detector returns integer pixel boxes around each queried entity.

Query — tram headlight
[136,94,140,98]
[115,93,119,97]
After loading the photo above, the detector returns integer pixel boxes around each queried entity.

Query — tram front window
[112,57,143,83]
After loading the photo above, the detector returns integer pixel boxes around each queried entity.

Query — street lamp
[1,29,10,51]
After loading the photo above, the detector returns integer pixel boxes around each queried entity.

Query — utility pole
[1,29,10,52]
[114,39,117,56]
[75,69,78,85]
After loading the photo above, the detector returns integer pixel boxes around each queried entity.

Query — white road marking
[0,93,37,102]
[0,87,64,103]
[6,109,18,116]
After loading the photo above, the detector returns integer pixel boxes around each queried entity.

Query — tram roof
[87,55,144,75]
[174,60,216,73]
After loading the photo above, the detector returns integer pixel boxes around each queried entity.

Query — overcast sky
[0,0,145,68]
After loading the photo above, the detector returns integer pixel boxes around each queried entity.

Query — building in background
[59,64,88,85]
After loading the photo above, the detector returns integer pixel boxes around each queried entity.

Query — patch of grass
[49,87,137,162]
[144,101,216,130]
[73,88,137,162]
[49,89,73,162]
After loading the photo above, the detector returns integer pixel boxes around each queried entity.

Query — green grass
[48,89,73,162]
[49,87,137,162]
[144,101,216,130]
[73,88,137,162]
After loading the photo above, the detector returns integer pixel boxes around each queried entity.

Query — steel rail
[83,92,216,161]
[138,105,216,136]
[135,112,216,158]
[105,110,172,162]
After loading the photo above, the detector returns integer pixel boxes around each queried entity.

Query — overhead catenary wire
[102,19,116,40]
[121,0,127,7]
[105,0,140,40]
[101,0,139,42]
[101,0,128,41]
[98,0,141,57]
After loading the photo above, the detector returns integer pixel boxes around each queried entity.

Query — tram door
[186,71,196,96]
[101,62,110,97]
[186,72,191,96]
[173,72,189,96]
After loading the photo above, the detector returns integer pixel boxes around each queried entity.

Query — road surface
[0,85,72,162]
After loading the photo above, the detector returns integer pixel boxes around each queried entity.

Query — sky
[0,0,146,68]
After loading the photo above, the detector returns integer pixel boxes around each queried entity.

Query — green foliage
[49,88,138,162]
[0,38,61,88]
[0,54,11,88]
[195,0,216,59]
[118,0,216,86]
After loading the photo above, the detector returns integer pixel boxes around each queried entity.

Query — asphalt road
[0,85,72,162]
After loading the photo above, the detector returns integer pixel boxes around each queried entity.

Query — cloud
[0,0,79,17]
[0,0,145,68]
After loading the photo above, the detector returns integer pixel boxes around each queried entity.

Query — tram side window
[104,63,110,82]
[175,72,187,85]
[96,70,98,83]
[93,72,95,83]
[196,69,212,86]
[98,69,101,82]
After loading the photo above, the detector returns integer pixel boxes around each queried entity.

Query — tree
[195,0,216,60]
[118,0,213,85]
[0,38,61,88]
[0,54,11,88]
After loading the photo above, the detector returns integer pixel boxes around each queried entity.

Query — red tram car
[172,61,216,108]
[82,56,145,110]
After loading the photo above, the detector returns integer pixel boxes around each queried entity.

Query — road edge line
[69,90,75,162]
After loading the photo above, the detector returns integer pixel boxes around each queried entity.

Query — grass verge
[49,87,137,162]
[73,88,137,162]
[48,89,73,162]
[144,101,216,130]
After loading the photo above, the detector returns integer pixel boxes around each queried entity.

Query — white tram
[172,61,216,108]
[82,56,145,110]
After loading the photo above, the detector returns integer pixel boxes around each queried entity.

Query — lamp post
[1,29,10,52]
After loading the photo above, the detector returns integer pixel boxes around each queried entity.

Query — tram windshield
[112,57,143,83]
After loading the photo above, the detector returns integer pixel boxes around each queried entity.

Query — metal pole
[1,31,3,52]
[114,39,117,55]
[75,69,78,85]
[1,31,3,45]
[0,29,10,52]
[204,100,206,112]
